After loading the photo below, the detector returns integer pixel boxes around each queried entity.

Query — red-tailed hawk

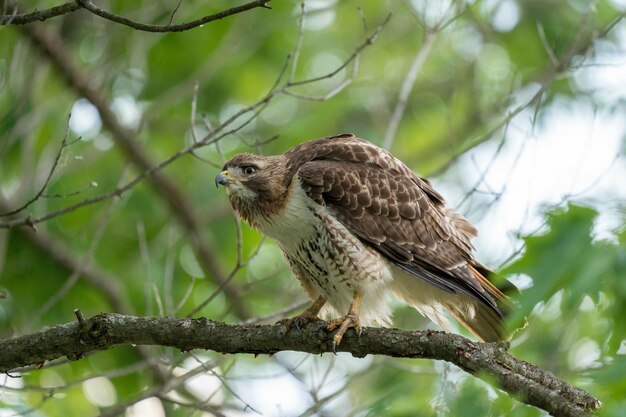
[216,134,511,347]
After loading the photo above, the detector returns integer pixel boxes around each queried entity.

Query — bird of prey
[216,134,511,347]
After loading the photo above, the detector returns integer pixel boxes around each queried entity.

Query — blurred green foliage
[503,205,626,415]
[0,0,625,416]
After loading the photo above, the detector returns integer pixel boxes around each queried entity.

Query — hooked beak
[215,171,230,188]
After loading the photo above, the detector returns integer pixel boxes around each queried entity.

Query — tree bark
[0,313,600,417]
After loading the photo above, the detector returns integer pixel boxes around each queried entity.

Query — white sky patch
[300,0,337,31]
[69,98,102,139]
[491,0,521,32]
[219,102,257,133]
[0,372,24,406]
[306,51,346,91]
[305,9,336,31]
[125,397,165,417]
[229,352,364,417]
[230,360,314,416]
[83,376,117,407]
[266,352,362,416]
[94,133,114,151]
[410,0,457,27]
[111,95,144,130]
[0,373,22,390]
[573,39,626,102]
[443,99,626,266]
[568,338,602,370]
[477,43,511,81]
[179,357,224,404]
[261,96,299,126]
[449,21,484,62]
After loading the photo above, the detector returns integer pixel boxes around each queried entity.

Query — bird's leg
[326,289,363,350]
[278,296,326,335]
[293,296,326,329]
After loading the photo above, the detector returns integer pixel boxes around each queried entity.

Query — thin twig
[243,299,309,324]
[0,13,390,230]
[433,11,625,176]
[19,24,251,320]
[167,0,184,26]
[24,168,127,330]
[159,397,229,417]
[137,220,165,316]
[289,0,306,83]
[0,117,78,217]
[164,226,181,315]
[383,30,437,149]
[536,22,559,67]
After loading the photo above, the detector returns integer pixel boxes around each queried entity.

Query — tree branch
[382,30,436,149]
[0,1,80,25]
[1,14,388,231]
[0,313,600,417]
[0,117,76,218]
[74,0,271,32]
[1,0,271,29]
[17,24,251,320]
[429,11,625,176]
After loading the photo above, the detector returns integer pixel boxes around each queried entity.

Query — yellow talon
[328,290,363,350]
[278,296,326,336]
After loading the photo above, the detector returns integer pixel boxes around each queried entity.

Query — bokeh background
[1,0,625,416]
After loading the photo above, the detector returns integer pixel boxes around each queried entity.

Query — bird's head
[216,153,289,224]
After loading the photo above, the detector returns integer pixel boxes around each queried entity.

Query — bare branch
[74,0,272,32]
[383,30,437,149]
[285,13,390,89]
[16,24,251,320]
[1,0,271,30]
[289,1,306,83]
[0,12,390,230]
[0,313,601,417]
[431,12,626,177]
[167,0,184,26]
[536,21,559,67]
[0,1,80,25]
[0,118,78,217]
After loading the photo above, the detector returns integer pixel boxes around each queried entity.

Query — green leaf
[503,204,607,324]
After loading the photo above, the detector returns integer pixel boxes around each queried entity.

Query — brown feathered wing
[286,134,509,341]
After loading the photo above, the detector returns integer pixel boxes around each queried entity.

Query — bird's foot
[277,311,322,337]
[326,313,362,351]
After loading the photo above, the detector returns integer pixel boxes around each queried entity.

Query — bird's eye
[242,166,257,175]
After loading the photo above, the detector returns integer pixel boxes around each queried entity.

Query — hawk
[216,134,511,347]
